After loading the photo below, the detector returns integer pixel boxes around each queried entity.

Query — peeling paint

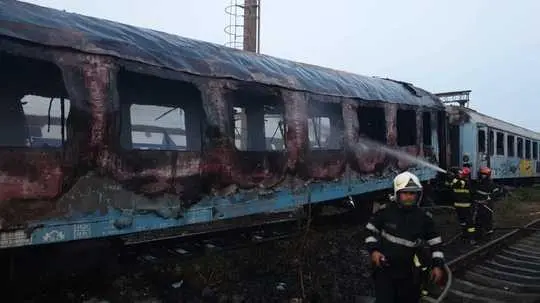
[0,2,446,238]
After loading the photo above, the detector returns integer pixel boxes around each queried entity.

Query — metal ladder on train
[224,0,260,53]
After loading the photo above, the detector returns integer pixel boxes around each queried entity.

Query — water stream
[353,137,447,174]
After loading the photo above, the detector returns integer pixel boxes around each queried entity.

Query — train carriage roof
[450,106,540,140]
[0,1,444,109]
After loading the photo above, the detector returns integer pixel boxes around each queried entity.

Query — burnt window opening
[525,139,531,159]
[533,142,538,160]
[477,129,486,153]
[118,70,203,151]
[229,89,285,151]
[507,135,515,157]
[397,109,417,146]
[357,106,386,143]
[496,132,504,156]
[488,130,494,156]
[308,101,343,150]
[0,52,70,148]
[517,137,523,158]
[422,112,432,146]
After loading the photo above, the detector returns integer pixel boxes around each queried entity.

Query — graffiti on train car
[491,158,519,178]
[519,159,534,177]
[491,158,536,178]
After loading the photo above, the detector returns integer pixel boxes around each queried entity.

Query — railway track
[427,218,540,303]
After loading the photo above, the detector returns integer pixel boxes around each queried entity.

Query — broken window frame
[356,104,387,144]
[228,86,286,152]
[307,98,344,150]
[396,108,417,147]
[0,51,70,149]
[422,111,432,146]
[117,69,203,152]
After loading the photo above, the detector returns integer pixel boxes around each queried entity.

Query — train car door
[476,126,489,170]
[449,124,460,167]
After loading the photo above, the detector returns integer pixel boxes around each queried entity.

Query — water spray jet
[353,137,447,174]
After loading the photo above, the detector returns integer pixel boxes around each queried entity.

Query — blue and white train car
[447,105,540,182]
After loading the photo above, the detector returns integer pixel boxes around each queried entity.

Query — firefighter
[364,171,445,303]
[473,167,499,235]
[448,167,476,243]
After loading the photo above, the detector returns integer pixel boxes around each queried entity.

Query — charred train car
[0,1,447,250]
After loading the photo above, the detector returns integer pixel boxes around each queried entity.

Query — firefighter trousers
[454,203,475,239]
[373,267,421,303]
[475,201,494,232]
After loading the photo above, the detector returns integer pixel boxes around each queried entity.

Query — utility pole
[242,0,259,53]
[225,0,261,53]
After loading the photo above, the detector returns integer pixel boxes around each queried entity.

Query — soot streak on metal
[0,0,443,230]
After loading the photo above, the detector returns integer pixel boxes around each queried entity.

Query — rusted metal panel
[282,90,308,172]
[0,1,444,108]
[0,2,446,248]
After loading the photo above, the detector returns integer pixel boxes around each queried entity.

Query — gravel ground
[8,187,540,303]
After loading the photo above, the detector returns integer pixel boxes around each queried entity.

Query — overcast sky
[21,0,540,130]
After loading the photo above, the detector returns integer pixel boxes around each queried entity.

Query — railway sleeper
[505,246,540,259]
[513,242,540,252]
[446,288,506,303]
[513,242,540,253]
[519,237,540,244]
[463,270,540,293]
[450,278,537,302]
[493,253,540,271]
[484,259,540,276]
[471,265,540,284]
[517,237,540,249]
[500,249,540,263]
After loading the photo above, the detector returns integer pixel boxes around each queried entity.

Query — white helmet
[392,171,423,207]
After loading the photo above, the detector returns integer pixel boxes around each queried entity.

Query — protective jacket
[473,180,500,200]
[364,203,445,273]
[447,178,472,206]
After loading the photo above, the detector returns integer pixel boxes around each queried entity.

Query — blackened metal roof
[0,0,443,108]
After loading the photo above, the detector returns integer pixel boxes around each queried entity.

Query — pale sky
[20,0,540,130]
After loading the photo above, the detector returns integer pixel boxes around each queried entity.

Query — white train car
[446,104,540,182]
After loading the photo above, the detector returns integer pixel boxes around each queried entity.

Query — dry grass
[495,186,540,226]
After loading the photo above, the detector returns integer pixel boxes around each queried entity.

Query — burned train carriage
[0,1,446,249]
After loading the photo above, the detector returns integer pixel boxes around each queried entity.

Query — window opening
[496,132,504,155]
[477,130,486,153]
[507,135,515,157]
[488,130,494,156]
[118,70,202,151]
[396,109,416,146]
[517,137,523,158]
[0,52,70,148]
[357,106,386,143]
[422,112,432,146]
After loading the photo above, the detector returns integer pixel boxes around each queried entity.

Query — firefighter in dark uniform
[447,166,476,242]
[473,167,499,235]
[365,171,445,303]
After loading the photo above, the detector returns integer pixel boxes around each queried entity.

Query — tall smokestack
[243,0,258,52]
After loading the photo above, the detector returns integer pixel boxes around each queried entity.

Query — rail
[425,217,540,302]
